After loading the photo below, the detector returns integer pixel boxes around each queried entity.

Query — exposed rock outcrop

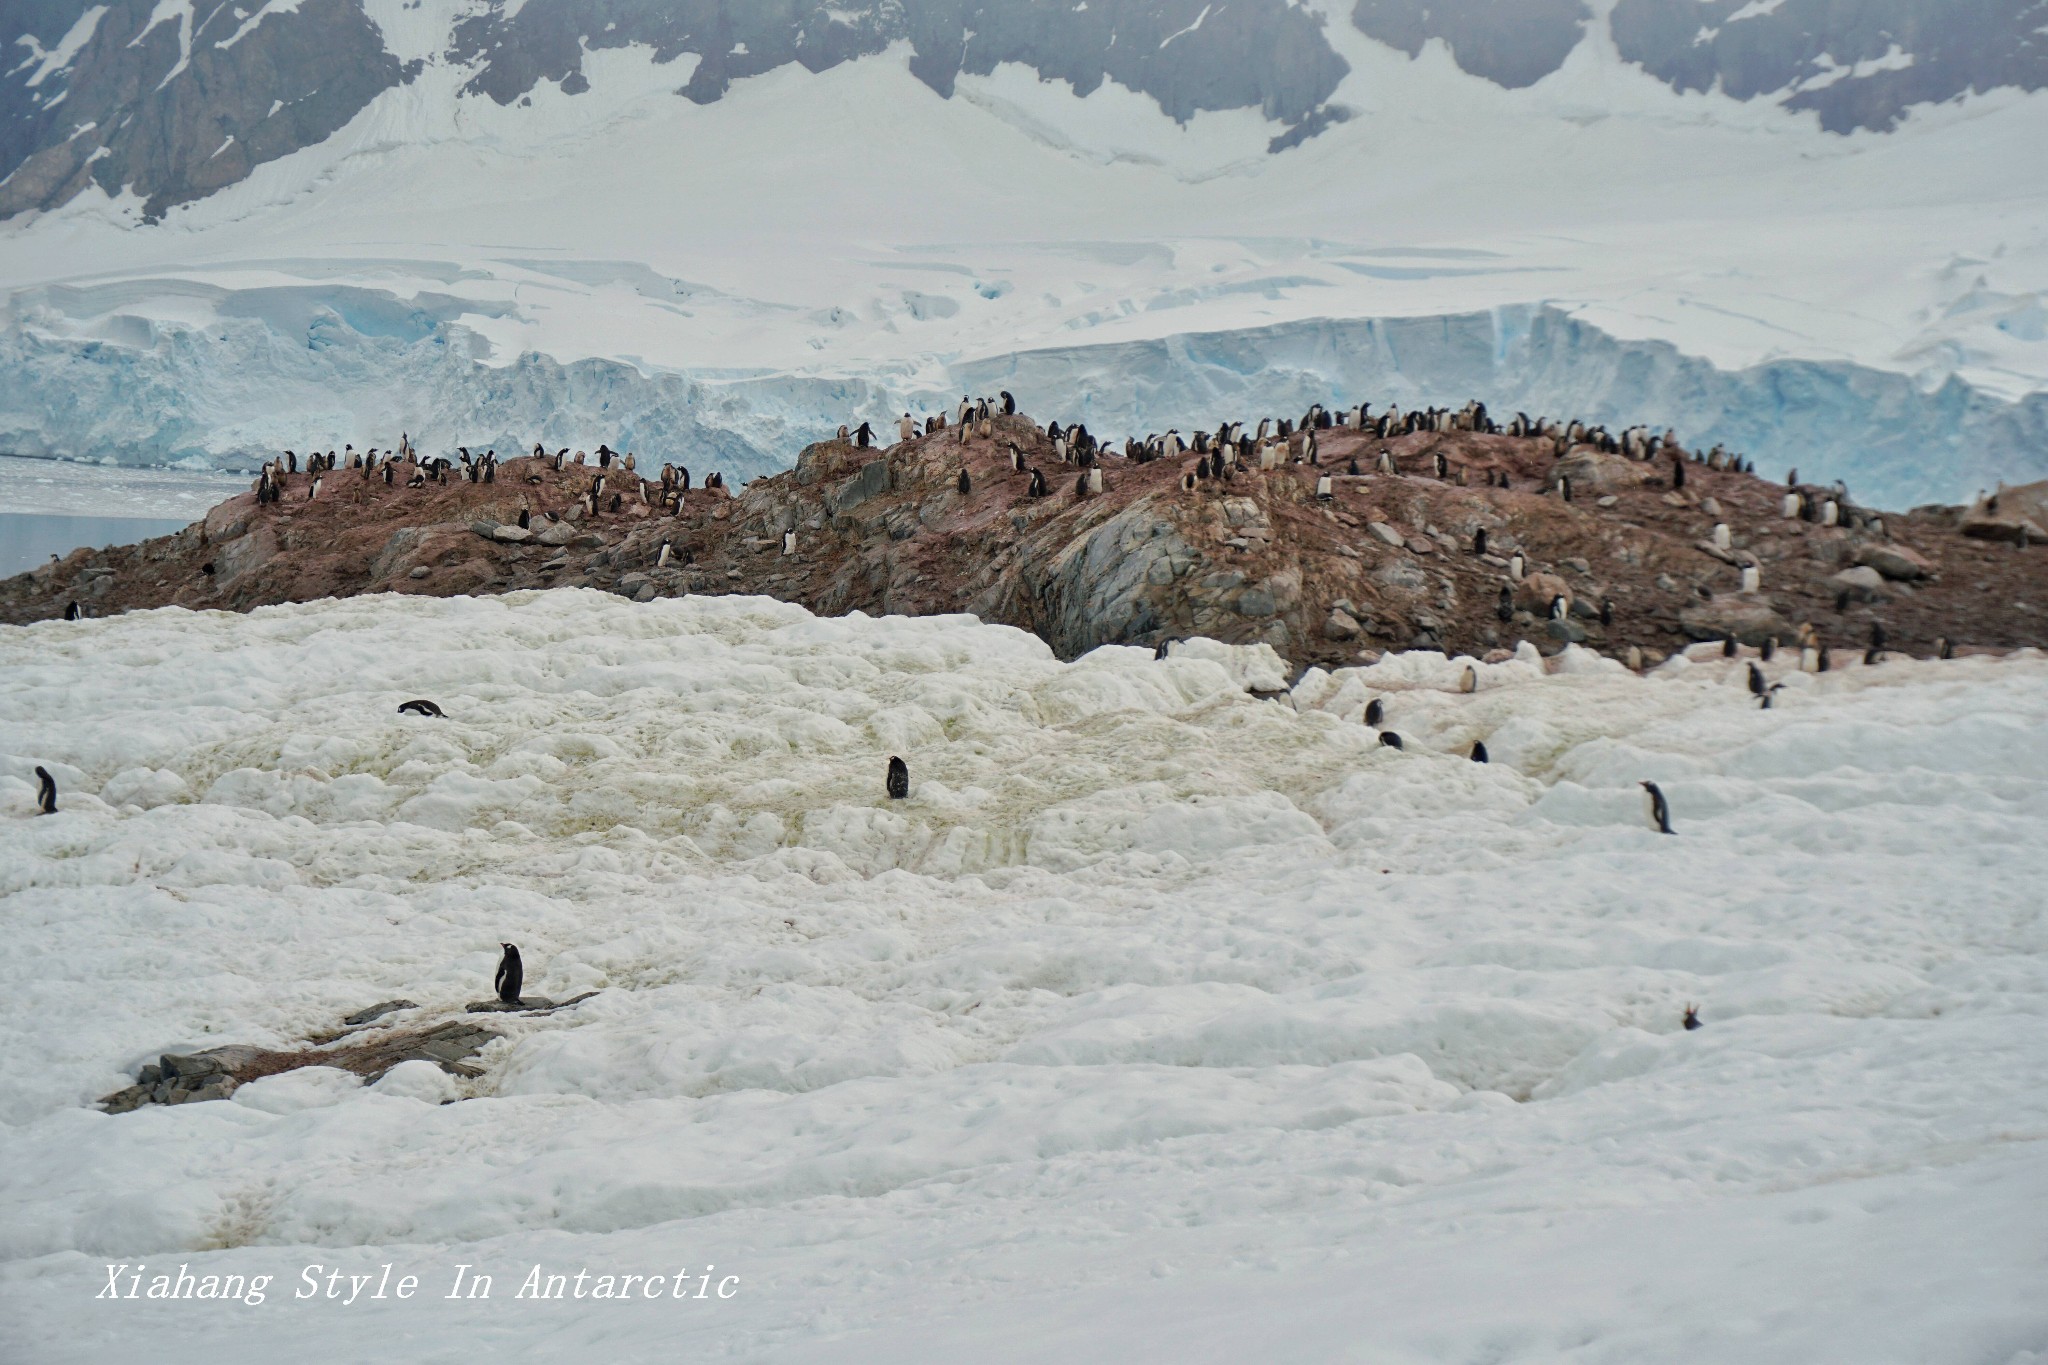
[7,414,2045,667]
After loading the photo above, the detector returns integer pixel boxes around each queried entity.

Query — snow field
[0,590,2043,1359]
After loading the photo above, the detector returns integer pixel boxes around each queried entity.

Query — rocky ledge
[6,414,2046,669]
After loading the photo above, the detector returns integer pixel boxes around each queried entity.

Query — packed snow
[3,16,2047,503]
[0,591,2042,1361]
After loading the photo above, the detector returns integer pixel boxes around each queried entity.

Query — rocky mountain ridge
[6,0,2041,221]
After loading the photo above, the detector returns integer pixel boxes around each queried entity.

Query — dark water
[0,512,192,578]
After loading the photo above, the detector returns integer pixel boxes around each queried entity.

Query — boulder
[1323,607,1362,641]
[1516,572,1570,613]
[1678,596,1796,646]
[1828,565,1887,602]
[491,525,532,544]
[1544,447,1639,495]
[1854,542,1934,580]
[535,523,578,547]
[1368,521,1404,547]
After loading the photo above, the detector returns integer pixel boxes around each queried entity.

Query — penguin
[1509,553,1526,582]
[1640,780,1674,835]
[886,756,909,801]
[1761,636,1777,662]
[1937,636,1953,661]
[1470,741,1489,764]
[1559,475,1573,503]
[309,476,322,501]
[397,699,445,717]
[1672,458,1685,491]
[495,943,523,1005]
[33,766,57,815]
[517,508,530,530]
[1378,731,1404,750]
[1713,523,1731,550]
[1472,528,1487,557]
[1682,1004,1702,1031]
[783,530,797,556]
[1818,646,1832,673]
[63,602,80,621]
[1029,468,1048,498]
[1599,598,1614,628]
[1315,474,1333,500]
[1869,622,1887,655]
[1758,683,1784,709]
[1459,664,1478,694]
[1496,585,1514,623]
[957,468,971,495]
[1722,634,1738,659]
[1364,698,1385,728]
[1549,594,1568,621]
[1747,662,1767,697]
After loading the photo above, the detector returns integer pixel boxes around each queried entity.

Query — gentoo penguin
[885,756,909,800]
[1599,598,1614,628]
[308,476,322,501]
[957,468,971,495]
[1472,528,1487,557]
[1713,523,1731,550]
[63,602,79,621]
[1937,636,1954,660]
[1722,634,1738,659]
[1508,553,1526,582]
[1869,622,1887,656]
[1029,468,1049,498]
[1817,646,1832,673]
[1364,698,1385,728]
[1496,586,1514,623]
[1640,780,1674,835]
[783,531,796,556]
[1086,467,1104,495]
[1470,741,1489,763]
[655,541,672,569]
[517,508,530,530]
[1747,662,1767,697]
[495,943,523,1005]
[1459,664,1478,694]
[1549,594,1568,621]
[1682,1004,1702,1031]
[1559,475,1573,503]
[1672,458,1685,491]
[1758,683,1784,709]
[1761,636,1778,662]
[1379,731,1404,750]
[1315,474,1333,500]
[1821,500,1839,526]
[397,699,445,717]
[1434,451,1448,479]
[33,766,57,815]
[1740,564,1761,594]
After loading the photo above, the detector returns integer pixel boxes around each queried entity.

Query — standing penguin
[957,468,971,495]
[1470,741,1489,764]
[1459,664,1478,694]
[33,766,57,815]
[1683,1004,1702,1031]
[1748,662,1767,698]
[886,756,909,800]
[495,943,523,1005]
[1496,585,1514,623]
[1640,780,1674,835]
[1472,528,1487,557]
[1364,698,1385,728]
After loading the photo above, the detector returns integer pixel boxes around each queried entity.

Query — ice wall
[2,297,2042,507]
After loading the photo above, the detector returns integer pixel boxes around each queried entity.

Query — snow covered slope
[1,2,2046,506]
[0,593,2043,1360]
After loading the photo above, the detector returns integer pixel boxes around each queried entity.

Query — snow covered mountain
[2,0,2046,506]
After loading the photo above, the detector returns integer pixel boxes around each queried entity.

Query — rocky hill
[6,413,2044,670]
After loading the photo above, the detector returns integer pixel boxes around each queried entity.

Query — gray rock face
[1353,0,1590,89]
[3,0,1349,221]
[1352,0,2045,132]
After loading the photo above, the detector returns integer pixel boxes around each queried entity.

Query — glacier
[3,296,2044,508]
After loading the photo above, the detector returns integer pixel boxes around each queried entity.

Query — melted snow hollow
[0,591,2043,1361]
